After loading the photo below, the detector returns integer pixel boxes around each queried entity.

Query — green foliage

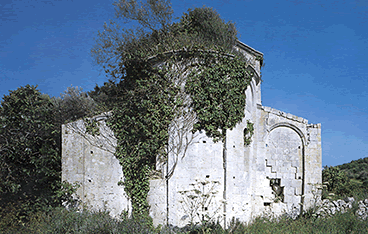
[340,157,368,196]
[337,157,368,187]
[92,1,239,79]
[0,85,61,220]
[11,207,156,234]
[92,2,254,221]
[107,61,179,217]
[185,53,252,141]
[323,158,368,200]
[231,209,368,234]
[84,117,101,136]
[2,206,368,234]
[53,181,81,208]
[52,85,99,124]
[244,120,254,146]
[91,0,174,79]
[177,7,237,52]
[322,166,350,198]
[0,85,91,226]
[88,79,122,111]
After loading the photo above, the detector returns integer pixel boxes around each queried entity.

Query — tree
[88,79,124,111]
[91,0,173,79]
[0,85,60,218]
[91,1,253,219]
[322,166,351,198]
[0,85,98,226]
[52,85,99,124]
[91,1,238,79]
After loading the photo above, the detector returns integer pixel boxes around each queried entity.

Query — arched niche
[264,123,305,210]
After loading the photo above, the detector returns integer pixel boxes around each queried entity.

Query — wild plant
[178,179,222,227]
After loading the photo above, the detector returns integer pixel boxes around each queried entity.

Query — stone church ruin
[62,41,322,227]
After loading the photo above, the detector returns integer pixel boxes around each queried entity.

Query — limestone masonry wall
[62,42,322,227]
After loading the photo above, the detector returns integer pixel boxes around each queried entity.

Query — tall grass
[1,207,156,234]
[1,206,367,234]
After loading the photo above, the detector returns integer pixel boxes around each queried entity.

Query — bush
[322,166,351,199]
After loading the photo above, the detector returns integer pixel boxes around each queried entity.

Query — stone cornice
[262,106,309,124]
[235,40,263,59]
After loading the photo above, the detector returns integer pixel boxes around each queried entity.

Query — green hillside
[323,157,368,200]
[337,157,368,186]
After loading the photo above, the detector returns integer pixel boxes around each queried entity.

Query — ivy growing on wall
[107,60,180,216]
[186,53,252,142]
[91,3,258,219]
[244,120,254,146]
[84,118,100,136]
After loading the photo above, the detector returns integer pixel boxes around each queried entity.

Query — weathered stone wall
[249,106,322,219]
[166,132,225,227]
[62,116,130,217]
[61,42,322,228]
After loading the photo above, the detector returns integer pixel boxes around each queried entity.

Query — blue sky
[1,0,367,167]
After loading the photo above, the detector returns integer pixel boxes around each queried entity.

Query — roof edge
[236,41,263,58]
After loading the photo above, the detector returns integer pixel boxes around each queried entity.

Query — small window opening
[264,202,271,206]
[90,151,93,154]
[206,175,210,178]
[203,140,206,143]
[270,178,284,202]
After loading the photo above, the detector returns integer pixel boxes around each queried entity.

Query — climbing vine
[93,6,259,219]
[185,52,252,141]
[107,60,183,217]
[84,118,100,136]
[244,120,254,146]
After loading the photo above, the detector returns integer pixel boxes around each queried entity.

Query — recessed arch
[265,122,306,212]
[268,122,307,146]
